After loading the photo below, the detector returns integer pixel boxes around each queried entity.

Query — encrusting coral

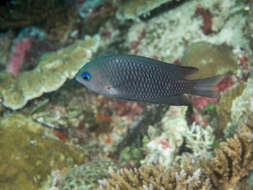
[0,113,85,190]
[0,35,100,110]
[98,114,253,190]
[57,159,118,190]
[181,41,238,80]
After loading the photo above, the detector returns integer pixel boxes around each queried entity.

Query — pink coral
[193,75,235,109]
[158,138,171,150]
[191,112,209,126]
[192,96,218,109]
[7,38,32,76]
[195,7,213,35]
[129,28,146,54]
[216,75,235,92]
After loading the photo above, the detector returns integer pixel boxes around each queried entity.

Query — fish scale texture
[100,55,187,100]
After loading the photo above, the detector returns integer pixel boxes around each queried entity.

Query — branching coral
[99,114,253,190]
[99,164,212,190]
[184,123,214,158]
[204,135,253,189]
[204,114,253,189]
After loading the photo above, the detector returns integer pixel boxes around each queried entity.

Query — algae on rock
[0,35,100,110]
[0,113,85,190]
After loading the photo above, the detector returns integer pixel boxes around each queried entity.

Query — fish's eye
[81,72,91,81]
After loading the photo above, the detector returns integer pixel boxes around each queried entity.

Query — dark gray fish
[75,54,222,105]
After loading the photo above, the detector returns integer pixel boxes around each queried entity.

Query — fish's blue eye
[81,72,91,81]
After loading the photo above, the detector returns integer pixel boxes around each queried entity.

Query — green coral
[0,113,85,190]
[0,35,100,110]
[201,102,217,115]
[120,146,144,162]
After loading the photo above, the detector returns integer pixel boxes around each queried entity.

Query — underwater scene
[0,0,253,189]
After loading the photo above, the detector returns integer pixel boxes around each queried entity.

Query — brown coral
[99,114,253,190]
[99,163,212,190]
[205,134,253,189]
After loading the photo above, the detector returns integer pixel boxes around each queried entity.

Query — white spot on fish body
[104,85,118,95]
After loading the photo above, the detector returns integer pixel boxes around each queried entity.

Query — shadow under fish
[75,54,223,106]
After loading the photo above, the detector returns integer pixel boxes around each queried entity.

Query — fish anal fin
[156,95,191,106]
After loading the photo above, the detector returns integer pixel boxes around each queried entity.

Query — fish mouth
[75,76,81,83]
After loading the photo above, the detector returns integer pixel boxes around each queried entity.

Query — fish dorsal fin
[159,62,198,79]
[172,65,198,79]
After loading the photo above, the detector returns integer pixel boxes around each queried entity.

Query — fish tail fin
[190,75,224,98]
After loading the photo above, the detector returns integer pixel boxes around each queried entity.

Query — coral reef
[116,0,178,20]
[184,123,214,158]
[57,159,118,190]
[77,0,116,35]
[231,76,253,122]
[142,106,188,167]
[181,42,238,79]
[181,41,241,110]
[0,35,100,110]
[125,0,250,62]
[0,0,77,43]
[0,113,85,190]
[245,0,253,50]
[0,31,14,67]
[194,7,214,35]
[143,106,215,167]
[0,0,252,189]
[19,81,147,168]
[216,83,246,133]
[99,114,253,190]
[7,38,32,76]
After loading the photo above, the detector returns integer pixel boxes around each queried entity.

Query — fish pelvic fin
[190,75,224,98]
